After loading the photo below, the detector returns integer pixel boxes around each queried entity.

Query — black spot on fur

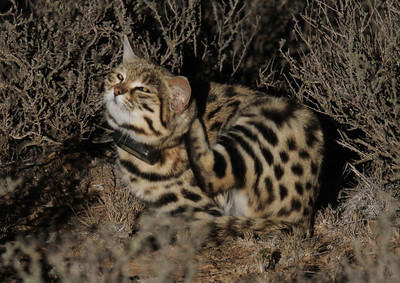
[225,86,236,97]
[303,207,310,216]
[219,136,246,188]
[106,112,118,125]
[261,147,274,165]
[200,203,214,211]
[255,202,264,211]
[278,207,291,216]
[164,183,173,189]
[306,182,312,190]
[264,177,275,203]
[207,105,222,120]
[229,131,262,196]
[207,94,217,102]
[262,103,299,128]
[227,100,240,107]
[121,123,146,135]
[213,150,227,178]
[170,206,187,216]
[146,235,160,251]
[254,184,261,199]
[262,109,285,128]
[299,150,310,159]
[279,184,288,200]
[158,151,167,166]
[224,101,241,125]
[144,117,161,136]
[295,182,303,195]
[274,165,284,180]
[291,198,302,211]
[197,204,223,216]
[287,138,297,151]
[142,103,154,113]
[181,188,202,202]
[291,163,303,176]
[207,209,223,216]
[311,161,318,175]
[279,151,289,163]
[210,121,222,131]
[242,113,257,118]
[305,118,321,147]
[120,159,184,181]
[189,177,197,186]
[154,193,178,207]
[249,121,279,146]
[158,96,167,128]
[228,132,257,161]
[232,125,258,142]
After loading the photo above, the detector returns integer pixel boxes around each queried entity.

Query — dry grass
[1,0,399,282]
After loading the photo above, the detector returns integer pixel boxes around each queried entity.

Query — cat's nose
[114,86,124,96]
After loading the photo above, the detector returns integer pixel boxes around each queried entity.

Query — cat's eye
[117,73,124,82]
[136,87,151,93]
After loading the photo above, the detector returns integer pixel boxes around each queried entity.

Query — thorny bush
[283,0,400,196]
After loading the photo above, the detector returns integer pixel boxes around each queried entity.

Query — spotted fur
[187,84,324,228]
[104,36,324,245]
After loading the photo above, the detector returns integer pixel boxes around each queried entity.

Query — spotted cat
[104,36,324,244]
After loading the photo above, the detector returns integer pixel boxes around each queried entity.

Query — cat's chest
[214,190,250,217]
[117,147,192,203]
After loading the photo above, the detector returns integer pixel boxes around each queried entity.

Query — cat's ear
[168,76,191,114]
[123,35,138,64]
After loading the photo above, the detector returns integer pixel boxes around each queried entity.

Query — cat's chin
[105,95,139,124]
[104,89,122,107]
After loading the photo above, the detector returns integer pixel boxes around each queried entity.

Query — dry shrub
[123,0,304,84]
[274,2,400,279]
[0,0,125,170]
[282,0,400,197]
[0,210,206,282]
[340,215,400,283]
[0,0,304,235]
[0,0,302,171]
[0,0,306,281]
[198,0,305,85]
[3,0,399,282]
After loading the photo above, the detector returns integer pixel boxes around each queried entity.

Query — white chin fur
[104,89,160,145]
[105,91,135,123]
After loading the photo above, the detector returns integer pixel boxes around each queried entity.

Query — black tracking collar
[113,130,160,165]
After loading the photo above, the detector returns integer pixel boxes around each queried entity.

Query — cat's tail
[192,215,304,246]
[130,212,306,255]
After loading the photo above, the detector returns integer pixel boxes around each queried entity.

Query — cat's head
[104,36,196,149]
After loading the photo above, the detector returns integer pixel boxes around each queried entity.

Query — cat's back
[201,82,260,143]
[202,83,318,143]
[198,82,324,226]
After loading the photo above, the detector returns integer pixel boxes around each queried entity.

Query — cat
[103,36,324,246]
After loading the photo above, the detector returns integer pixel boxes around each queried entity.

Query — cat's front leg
[186,118,236,197]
